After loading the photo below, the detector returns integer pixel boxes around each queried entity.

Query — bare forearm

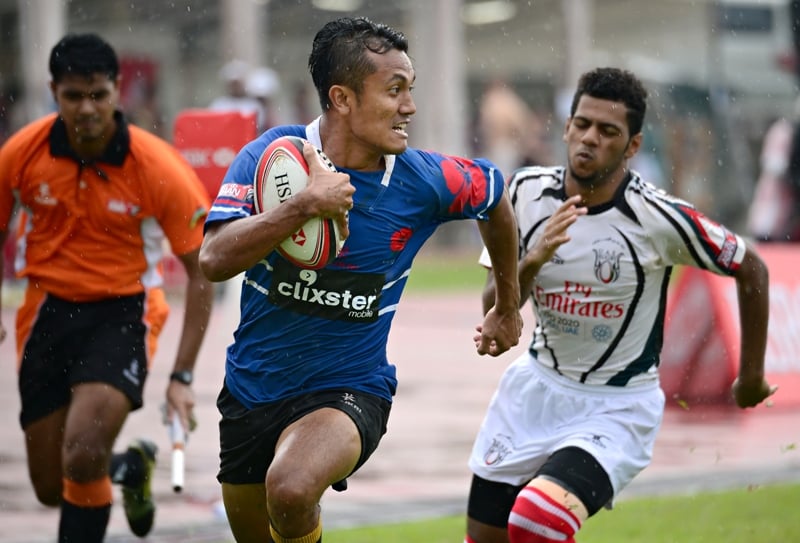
[518,251,545,305]
[478,195,520,313]
[172,275,213,372]
[481,272,496,316]
[200,195,315,281]
[736,246,770,380]
[171,249,214,372]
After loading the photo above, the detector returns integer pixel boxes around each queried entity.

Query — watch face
[171,371,193,385]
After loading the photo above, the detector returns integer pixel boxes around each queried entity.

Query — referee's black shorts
[18,293,149,428]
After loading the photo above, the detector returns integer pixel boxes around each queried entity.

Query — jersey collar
[305,116,396,186]
[49,110,130,167]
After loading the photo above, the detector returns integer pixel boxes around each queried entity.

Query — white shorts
[468,351,665,496]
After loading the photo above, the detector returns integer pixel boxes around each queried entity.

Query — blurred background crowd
[1,0,800,247]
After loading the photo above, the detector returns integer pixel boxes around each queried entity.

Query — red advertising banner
[164,110,257,287]
[173,109,257,200]
[661,243,800,408]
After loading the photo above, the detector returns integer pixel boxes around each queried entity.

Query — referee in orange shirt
[0,33,213,542]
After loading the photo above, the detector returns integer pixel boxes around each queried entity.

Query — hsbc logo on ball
[180,147,237,169]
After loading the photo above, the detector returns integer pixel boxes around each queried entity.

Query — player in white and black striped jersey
[465,67,776,543]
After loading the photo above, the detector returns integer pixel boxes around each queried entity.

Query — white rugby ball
[253,135,346,269]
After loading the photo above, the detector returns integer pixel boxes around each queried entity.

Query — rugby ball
[253,135,346,269]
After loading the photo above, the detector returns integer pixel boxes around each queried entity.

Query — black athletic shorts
[216,383,391,486]
[18,293,149,428]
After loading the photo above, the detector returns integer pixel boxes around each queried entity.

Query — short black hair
[49,33,119,83]
[570,67,648,136]
[308,16,409,110]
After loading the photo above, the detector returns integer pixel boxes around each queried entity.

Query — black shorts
[18,293,149,428]
[216,383,391,486]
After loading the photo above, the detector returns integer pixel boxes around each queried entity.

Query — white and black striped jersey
[481,165,746,387]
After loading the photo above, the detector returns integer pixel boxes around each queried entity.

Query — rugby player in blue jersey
[199,16,523,543]
[465,67,776,543]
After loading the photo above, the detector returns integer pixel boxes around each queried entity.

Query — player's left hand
[731,376,777,408]
[527,194,586,264]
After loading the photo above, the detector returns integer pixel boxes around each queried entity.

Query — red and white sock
[508,486,581,543]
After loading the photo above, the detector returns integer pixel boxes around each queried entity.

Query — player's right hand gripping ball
[253,135,346,269]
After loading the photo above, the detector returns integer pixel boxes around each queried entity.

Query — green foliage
[322,483,800,543]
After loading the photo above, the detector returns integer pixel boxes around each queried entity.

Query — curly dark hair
[49,33,119,83]
[570,67,648,136]
[308,16,409,111]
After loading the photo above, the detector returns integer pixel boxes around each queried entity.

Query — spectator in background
[291,81,316,125]
[517,109,554,169]
[477,80,553,174]
[747,98,800,241]
[748,0,800,241]
[124,78,164,137]
[245,66,281,133]
[210,59,266,132]
[477,80,530,175]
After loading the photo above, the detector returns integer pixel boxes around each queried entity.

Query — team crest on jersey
[592,247,622,284]
[483,433,514,465]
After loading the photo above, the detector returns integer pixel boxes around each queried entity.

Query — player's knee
[265,468,318,513]
[62,440,112,482]
[508,486,581,543]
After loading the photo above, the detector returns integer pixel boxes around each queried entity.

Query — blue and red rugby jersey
[205,119,506,408]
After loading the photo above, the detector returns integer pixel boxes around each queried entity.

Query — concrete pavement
[1,282,799,542]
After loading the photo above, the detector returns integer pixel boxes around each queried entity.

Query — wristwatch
[169,370,194,385]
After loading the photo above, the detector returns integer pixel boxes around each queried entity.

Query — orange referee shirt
[0,112,209,302]
[1,112,210,366]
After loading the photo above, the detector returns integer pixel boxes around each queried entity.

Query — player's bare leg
[466,478,589,543]
[23,406,68,505]
[61,383,130,481]
[223,407,360,543]
[25,383,130,542]
[267,407,359,540]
